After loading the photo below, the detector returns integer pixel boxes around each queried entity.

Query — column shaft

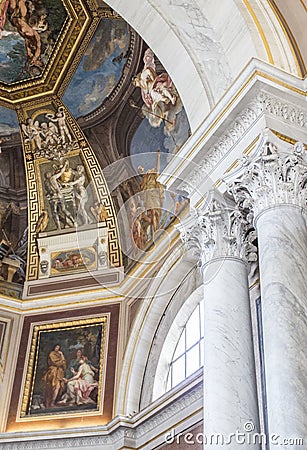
[256,205,307,445]
[203,258,261,449]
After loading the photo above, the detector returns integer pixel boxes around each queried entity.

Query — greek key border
[19,98,121,281]
[82,147,122,267]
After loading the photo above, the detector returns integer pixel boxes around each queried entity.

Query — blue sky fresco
[63,19,130,117]
[130,109,190,172]
[0,107,19,135]
[0,34,26,84]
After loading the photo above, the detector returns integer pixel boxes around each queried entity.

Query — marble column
[225,130,307,448]
[181,198,261,449]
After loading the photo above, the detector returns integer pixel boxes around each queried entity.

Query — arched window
[166,300,204,391]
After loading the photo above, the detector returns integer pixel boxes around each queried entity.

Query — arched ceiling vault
[104,0,306,131]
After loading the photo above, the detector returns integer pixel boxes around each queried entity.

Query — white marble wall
[256,205,307,445]
[203,258,260,449]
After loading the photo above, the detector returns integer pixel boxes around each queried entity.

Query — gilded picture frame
[18,315,108,420]
[50,247,97,276]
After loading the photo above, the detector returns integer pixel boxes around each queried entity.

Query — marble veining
[257,205,307,443]
[203,259,261,449]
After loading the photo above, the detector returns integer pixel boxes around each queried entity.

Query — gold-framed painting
[50,247,97,276]
[18,315,109,420]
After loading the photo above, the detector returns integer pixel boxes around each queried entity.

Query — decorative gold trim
[242,0,274,64]
[56,15,101,97]
[0,0,93,106]
[19,97,122,281]
[18,315,108,421]
[299,0,307,12]
[249,278,260,290]
[0,317,12,381]
[0,297,123,314]
[122,245,188,409]
[267,0,306,77]
[272,129,307,146]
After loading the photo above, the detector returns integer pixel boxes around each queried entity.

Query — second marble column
[183,199,261,449]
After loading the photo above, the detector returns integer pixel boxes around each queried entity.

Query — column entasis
[180,195,260,449]
[225,129,307,448]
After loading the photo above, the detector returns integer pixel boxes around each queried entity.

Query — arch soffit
[115,243,200,415]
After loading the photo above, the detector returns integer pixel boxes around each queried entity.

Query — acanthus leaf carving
[224,130,307,218]
[178,194,257,265]
[181,92,307,194]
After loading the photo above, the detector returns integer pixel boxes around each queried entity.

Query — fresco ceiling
[63,18,130,118]
[0,0,190,300]
[0,0,93,105]
[0,7,131,132]
[0,0,68,85]
[0,1,190,159]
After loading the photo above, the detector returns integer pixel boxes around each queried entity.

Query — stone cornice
[181,90,307,196]
[159,61,307,206]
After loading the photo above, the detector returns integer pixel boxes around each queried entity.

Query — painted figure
[22,118,42,151]
[129,199,151,251]
[133,48,182,135]
[66,348,84,378]
[63,165,91,225]
[34,209,49,234]
[8,0,43,71]
[66,349,98,378]
[90,201,108,223]
[40,122,58,146]
[44,160,76,230]
[0,0,8,39]
[63,357,98,406]
[138,150,164,233]
[41,344,66,408]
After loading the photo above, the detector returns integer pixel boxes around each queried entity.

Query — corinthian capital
[224,129,307,219]
[177,193,256,265]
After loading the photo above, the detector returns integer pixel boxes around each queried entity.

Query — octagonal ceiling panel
[0,0,95,106]
[0,0,67,84]
[63,18,130,117]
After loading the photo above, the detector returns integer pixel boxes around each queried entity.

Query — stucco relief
[148,0,232,101]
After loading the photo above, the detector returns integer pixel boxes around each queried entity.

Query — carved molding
[224,129,307,219]
[181,91,307,194]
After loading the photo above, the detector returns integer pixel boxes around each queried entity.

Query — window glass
[166,300,204,391]
[186,344,200,377]
[186,307,200,349]
[172,356,186,386]
[173,330,185,358]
